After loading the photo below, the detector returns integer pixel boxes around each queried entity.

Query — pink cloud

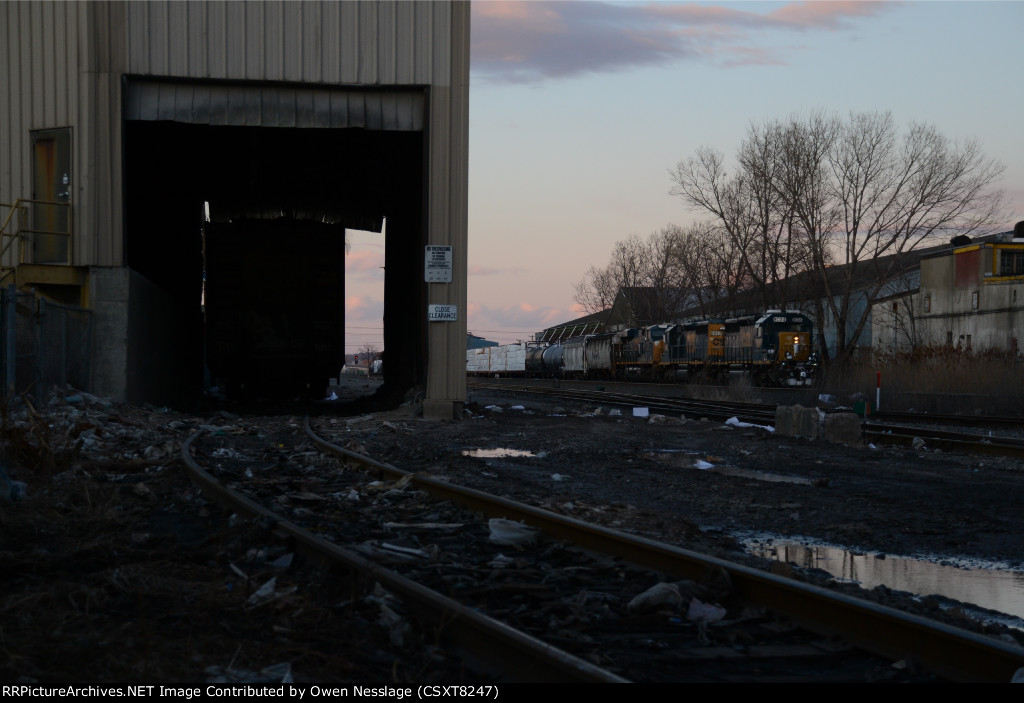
[345,250,385,274]
[345,294,384,323]
[472,1,897,82]
[466,301,578,344]
[767,1,894,30]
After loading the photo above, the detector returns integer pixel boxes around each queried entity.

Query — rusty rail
[180,429,628,683]
[305,417,1024,682]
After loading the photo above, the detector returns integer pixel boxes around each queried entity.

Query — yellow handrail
[0,198,72,268]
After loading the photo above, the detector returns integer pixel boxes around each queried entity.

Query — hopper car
[204,218,345,399]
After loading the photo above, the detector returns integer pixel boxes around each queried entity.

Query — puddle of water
[743,535,1024,625]
[644,451,812,485]
[462,448,535,459]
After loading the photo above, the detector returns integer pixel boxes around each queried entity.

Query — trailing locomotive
[466,310,818,386]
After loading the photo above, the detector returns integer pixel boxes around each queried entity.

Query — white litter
[693,460,714,470]
[725,416,774,433]
[488,518,540,546]
[627,582,683,613]
[488,553,515,568]
[633,407,649,417]
[687,597,727,622]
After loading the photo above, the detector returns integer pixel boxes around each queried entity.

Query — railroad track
[863,423,1024,459]
[471,382,1024,458]
[871,410,1024,430]
[471,378,1024,430]
[469,382,777,425]
[179,417,1024,682]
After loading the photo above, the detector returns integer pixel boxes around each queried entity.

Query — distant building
[535,309,608,342]
[467,334,499,350]
[873,226,1024,354]
[536,287,699,342]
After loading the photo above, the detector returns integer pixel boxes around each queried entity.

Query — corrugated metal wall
[2,1,465,264]
[1,2,126,268]
[1,0,469,406]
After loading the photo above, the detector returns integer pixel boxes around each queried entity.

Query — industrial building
[873,226,1024,354]
[1,1,469,419]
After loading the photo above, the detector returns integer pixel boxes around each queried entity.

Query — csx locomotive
[467,310,817,386]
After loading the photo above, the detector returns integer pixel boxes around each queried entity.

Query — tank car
[524,342,563,376]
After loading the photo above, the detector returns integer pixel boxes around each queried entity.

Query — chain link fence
[0,286,91,399]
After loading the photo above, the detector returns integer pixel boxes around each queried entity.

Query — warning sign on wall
[425,245,453,283]
[427,304,457,322]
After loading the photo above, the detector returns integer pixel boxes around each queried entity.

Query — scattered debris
[686,597,727,623]
[725,416,774,433]
[628,582,684,613]
[488,518,540,546]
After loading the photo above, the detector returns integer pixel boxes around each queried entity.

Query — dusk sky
[345,0,1024,351]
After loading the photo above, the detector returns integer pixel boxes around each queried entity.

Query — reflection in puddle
[644,451,812,485]
[744,536,1024,625]
[462,448,535,459]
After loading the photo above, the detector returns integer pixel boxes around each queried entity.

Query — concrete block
[824,412,862,445]
[422,399,455,421]
[775,405,796,436]
[795,406,821,439]
[775,404,821,439]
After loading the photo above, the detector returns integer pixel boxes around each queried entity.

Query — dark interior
[123,120,425,406]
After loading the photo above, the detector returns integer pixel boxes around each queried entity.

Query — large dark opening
[123,120,425,406]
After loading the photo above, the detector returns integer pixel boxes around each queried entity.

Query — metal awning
[125,79,425,131]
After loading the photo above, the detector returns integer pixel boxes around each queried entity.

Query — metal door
[31,128,72,264]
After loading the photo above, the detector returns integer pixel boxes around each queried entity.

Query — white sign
[425,245,453,283]
[428,304,458,322]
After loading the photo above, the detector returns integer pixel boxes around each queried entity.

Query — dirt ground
[1,379,1022,683]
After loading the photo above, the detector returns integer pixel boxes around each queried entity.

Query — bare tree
[573,228,687,318]
[357,343,380,366]
[672,110,1006,362]
[669,222,744,317]
[573,264,619,315]
[821,113,1004,360]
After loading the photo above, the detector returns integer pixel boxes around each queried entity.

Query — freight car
[204,218,346,399]
[467,341,530,376]
[467,310,817,386]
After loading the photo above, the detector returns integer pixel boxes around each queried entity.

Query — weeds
[822,346,1023,414]
[0,393,82,477]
